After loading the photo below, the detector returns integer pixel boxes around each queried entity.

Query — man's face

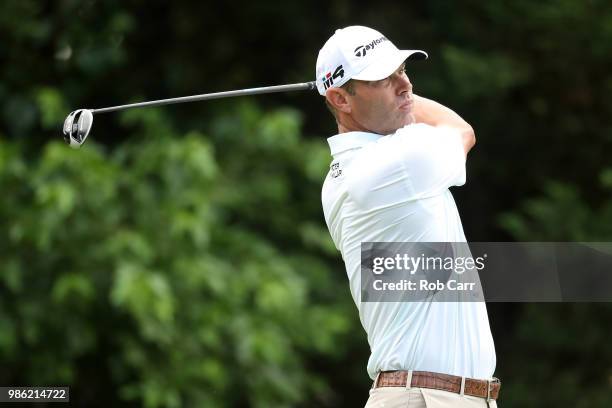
[347,63,414,135]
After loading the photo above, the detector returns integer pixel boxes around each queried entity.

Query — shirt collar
[327,131,382,156]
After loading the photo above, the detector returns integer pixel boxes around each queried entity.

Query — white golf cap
[315,26,428,96]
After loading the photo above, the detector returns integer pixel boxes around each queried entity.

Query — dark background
[1,0,612,406]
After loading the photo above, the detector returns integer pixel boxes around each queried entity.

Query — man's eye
[369,78,389,87]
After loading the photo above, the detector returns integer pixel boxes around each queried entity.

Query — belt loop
[486,379,491,402]
[459,376,465,396]
[405,370,413,390]
[371,372,381,390]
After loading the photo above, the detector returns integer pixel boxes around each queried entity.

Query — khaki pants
[365,387,499,408]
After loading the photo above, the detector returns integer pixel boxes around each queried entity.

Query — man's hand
[411,95,476,157]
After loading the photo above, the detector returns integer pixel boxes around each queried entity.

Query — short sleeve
[391,124,466,198]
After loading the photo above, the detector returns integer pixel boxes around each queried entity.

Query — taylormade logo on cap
[315,26,428,96]
[354,36,388,57]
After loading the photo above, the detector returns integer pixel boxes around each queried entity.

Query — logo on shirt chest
[331,162,343,178]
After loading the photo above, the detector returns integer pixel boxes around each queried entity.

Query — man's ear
[326,88,352,114]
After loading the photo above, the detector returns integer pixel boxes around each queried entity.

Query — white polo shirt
[321,123,496,380]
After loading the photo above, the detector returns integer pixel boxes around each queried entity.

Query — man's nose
[395,73,412,95]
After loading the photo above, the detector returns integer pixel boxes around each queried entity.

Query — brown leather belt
[373,370,501,401]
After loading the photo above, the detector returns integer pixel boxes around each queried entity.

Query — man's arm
[411,95,476,156]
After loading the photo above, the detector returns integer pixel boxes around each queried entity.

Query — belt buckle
[487,377,500,402]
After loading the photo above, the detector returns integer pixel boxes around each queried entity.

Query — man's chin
[378,115,416,134]
[401,114,416,128]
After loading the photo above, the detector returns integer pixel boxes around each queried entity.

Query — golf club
[62,81,317,148]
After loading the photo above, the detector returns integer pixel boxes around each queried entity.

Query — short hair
[325,80,356,119]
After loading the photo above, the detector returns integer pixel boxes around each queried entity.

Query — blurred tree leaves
[496,171,612,407]
[500,171,612,241]
[0,105,357,407]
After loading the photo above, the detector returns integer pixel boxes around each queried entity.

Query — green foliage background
[1,1,612,406]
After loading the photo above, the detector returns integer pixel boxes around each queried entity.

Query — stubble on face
[348,65,414,135]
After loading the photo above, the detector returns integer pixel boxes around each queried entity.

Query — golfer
[318,26,500,407]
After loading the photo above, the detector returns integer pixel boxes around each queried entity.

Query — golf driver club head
[63,109,93,148]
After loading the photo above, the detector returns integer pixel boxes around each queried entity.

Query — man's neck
[337,116,373,134]
[337,123,352,134]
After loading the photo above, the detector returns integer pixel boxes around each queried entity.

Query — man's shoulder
[387,123,441,141]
